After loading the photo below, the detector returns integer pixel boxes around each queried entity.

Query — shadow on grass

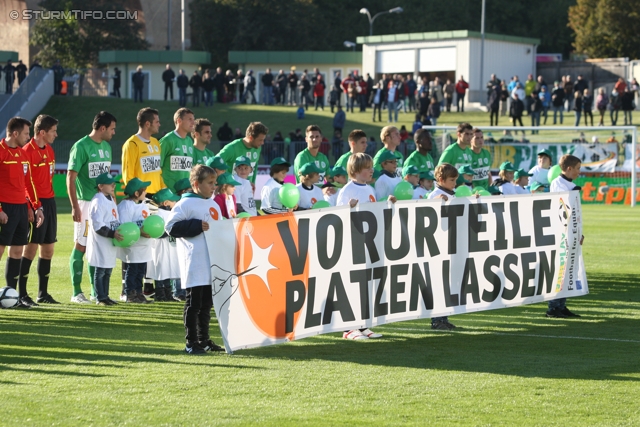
[238,272,640,381]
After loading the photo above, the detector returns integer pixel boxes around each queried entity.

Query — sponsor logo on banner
[206,193,589,352]
[88,161,111,178]
[170,156,192,171]
[141,155,161,173]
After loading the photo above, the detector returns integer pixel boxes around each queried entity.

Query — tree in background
[569,0,640,59]
[30,0,149,69]
[191,0,577,69]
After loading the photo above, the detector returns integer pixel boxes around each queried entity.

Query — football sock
[18,257,33,297]
[69,249,84,296]
[37,258,52,298]
[6,257,21,290]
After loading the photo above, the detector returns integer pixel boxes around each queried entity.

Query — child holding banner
[261,157,295,214]
[428,163,459,330]
[374,150,402,201]
[296,163,325,209]
[166,165,225,355]
[528,149,552,186]
[547,154,583,319]
[337,153,395,340]
[323,167,347,206]
[514,169,532,194]
[413,171,434,199]
[213,173,241,219]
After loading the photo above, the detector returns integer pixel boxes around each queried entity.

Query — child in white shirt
[148,188,181,302]
[495,161,518,195]
[232,156,257,216]
[324,166,348,206]
[414,170,434,199]
[87,173,123,306]
[261,157,294,214]
[296,162,325,209]
[514,169,532,194]
[374,150,402,201]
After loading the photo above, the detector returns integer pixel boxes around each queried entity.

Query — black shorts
[0,202,29,246]
[29,198,57,245]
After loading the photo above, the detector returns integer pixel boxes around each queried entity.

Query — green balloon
[142,215,165,238]
[393,181,414,200]
[455,185,473,197]
[113,222,141,247]
[547,165,562,183]
[278,183,300,208]
[237,212,251,218]
[474,188,491,196]
[312,200,331,209]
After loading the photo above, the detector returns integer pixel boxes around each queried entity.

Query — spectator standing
[16,60,27,85]
[596,88,609,126]
[621,87,634,125]
[574,75,588,95]
[614,77,626,94]
[3,60,16,94]
[564,75,574,111]
[582,89,594,126]
[341,73,355,111]
[455,76,469,112]
[386,77,400,123]
[333,106,345,136]
[371,83,383,122]
[499,81,509,116]
[406,74,417,112]
[358,77,368,112]
[276,70,287,105]
[51,60,64,95]
[202,71,214,107]
[366,73,375,106]
[573,90,583,127]
[111,67,121,98]
[333,71,342,107]
[510,93,525,134]
[530,91,543,133]
[162,64,175,101]
[535,75,547,93]
[299,73,311,110]
[242,70,256,104]
[313,75,326,110]
[132,66,145,103]
[427,97,441,126]
[443,79,455,112]
[524,74,536,114]
[488,85,500,126]
[236,70,244,102]
[609,88,620,126]
[539,86,550,124]
[486,73,500,101]
[287,68,298,106]
[551,81,565,124]
[418,91,429,123]
[176,69,189,107]
[189,70,202,107]
[511,82,525,103]
[262,68,274,105]
[212,67,225,103]
[329,84,340,113]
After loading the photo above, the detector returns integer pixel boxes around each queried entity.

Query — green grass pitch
[0,201,639,426]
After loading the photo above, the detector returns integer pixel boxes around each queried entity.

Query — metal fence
[0,68,51,137]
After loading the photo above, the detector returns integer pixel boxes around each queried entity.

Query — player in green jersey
[293,124,330,185]
[191,118,215,166]
[335,129,367,170]
[159,108,195,191]
[437,122,474,169]
[218,122,267,184]
[470,127,493,189]
[67,111,117,303]
[404,129,435,174]
[373,125,404,177]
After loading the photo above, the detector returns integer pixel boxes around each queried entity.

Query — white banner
[206,192,588,353]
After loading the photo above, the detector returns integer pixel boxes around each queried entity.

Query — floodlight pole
[181,0,185,51]
[166,0,171,50]
[361,7,403,36]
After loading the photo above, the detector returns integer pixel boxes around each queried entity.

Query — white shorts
[73,200,91,247]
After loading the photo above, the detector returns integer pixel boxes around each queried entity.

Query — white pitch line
[382,327,640,343]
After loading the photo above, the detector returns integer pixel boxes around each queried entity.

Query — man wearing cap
[67,111,117,304]
[335,129,367,170]
[122,108,164,199]
[404,128,435,175]
[159,108,195,192]
[218,122,267,186]
[294,125,330,186]
[232,156,257,216]
[437,122,474,169]
[528,149,552,187]
[19,115,60,306]
[469,128,493,190]
[261,157,294,214]
[373,126,404,177]
[495,161,518,195]
[191,118,215,166]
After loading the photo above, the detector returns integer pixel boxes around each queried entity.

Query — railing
[0,68,53,139]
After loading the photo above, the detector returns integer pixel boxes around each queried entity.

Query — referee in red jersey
[18,115,60,306]
[0,117,44,308]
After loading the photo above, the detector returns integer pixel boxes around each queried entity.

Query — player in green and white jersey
[404,129,435,174]
[470,127,493,189]
[191,118,215,166]
[293,125,330,185]
[335,129,367,171]
[67,111,117,303]
[437,122,474,169]
[159,108,195,191]
[373,125,404,177]
[218,122,267,184]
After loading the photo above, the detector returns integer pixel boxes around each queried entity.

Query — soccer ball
[0,286,19,308]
